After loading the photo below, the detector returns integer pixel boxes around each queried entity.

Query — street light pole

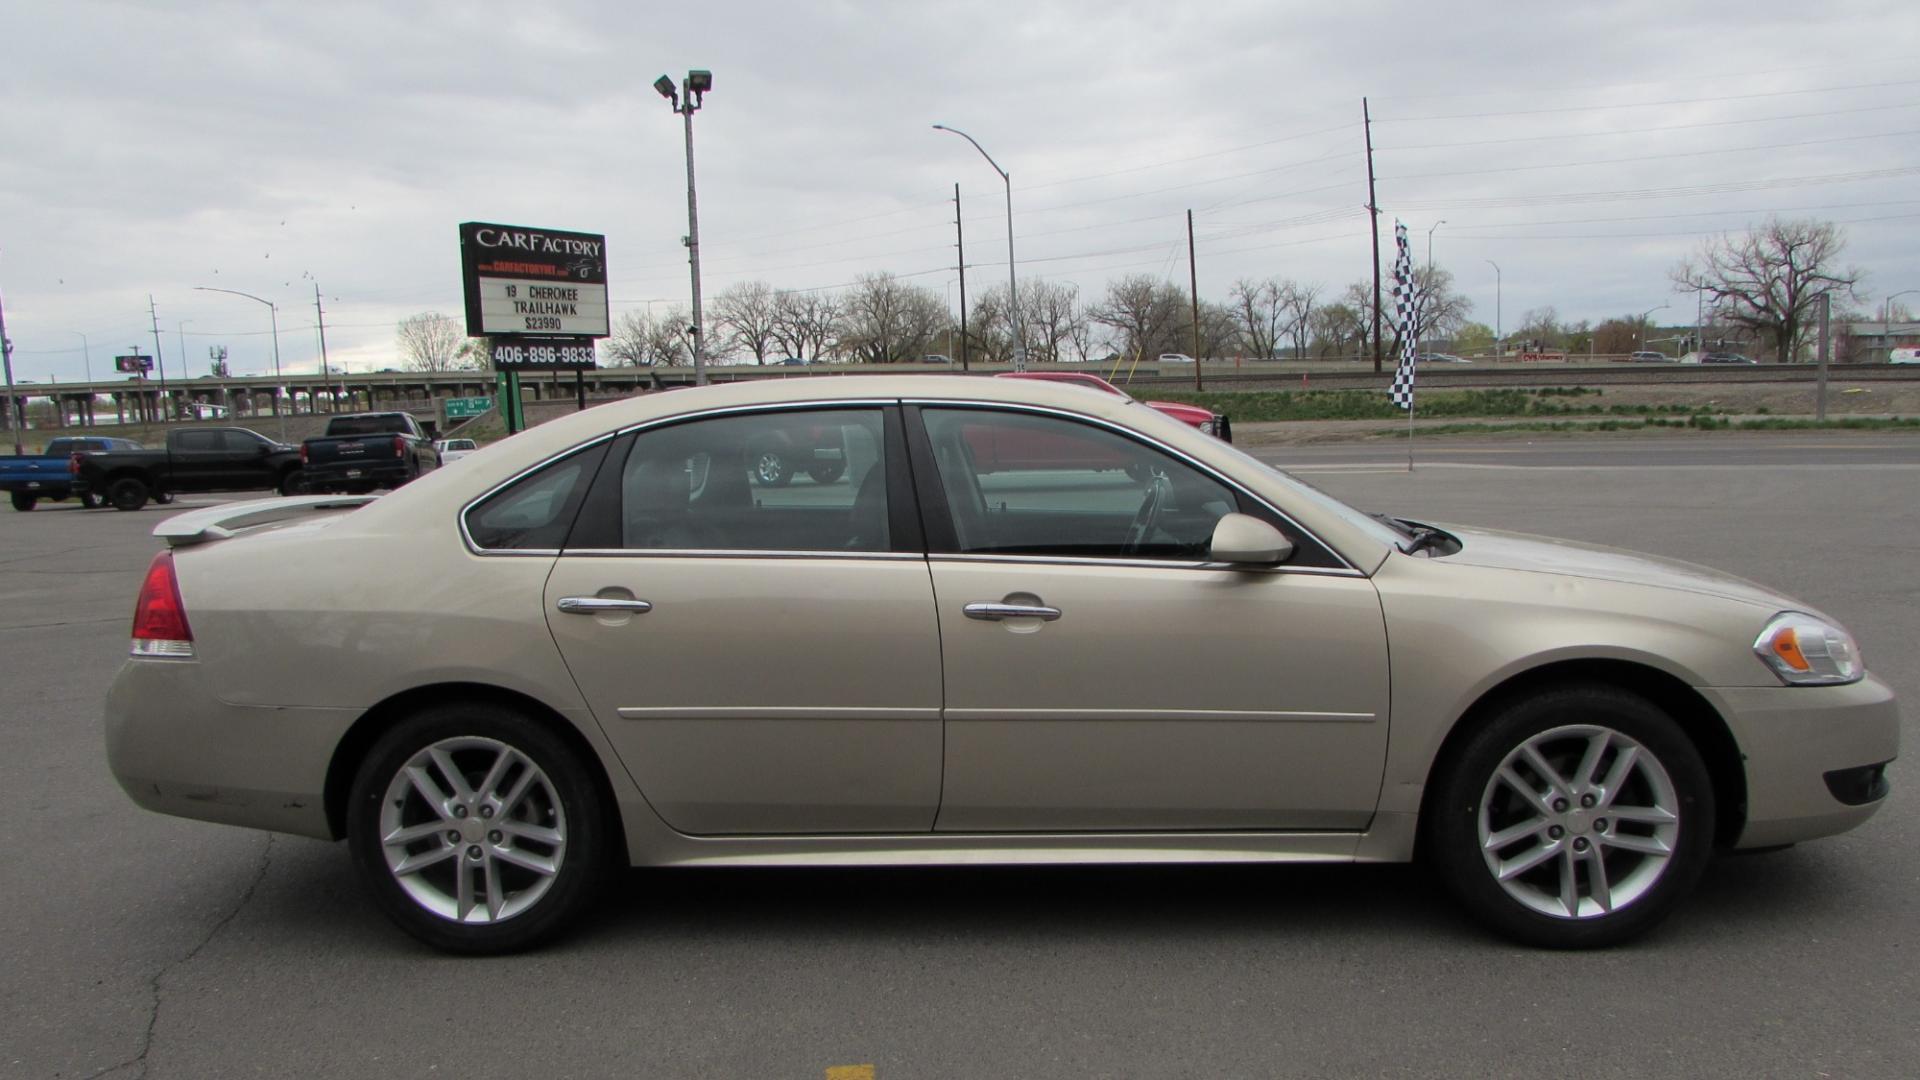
[0,279,21,454]
[1885,290,1917,361]
[655,70,713,386]
[1423,221,1445,346]
[1638,304,1670,350]
[935,124,1023,370]
[195,286,286,439]
[1485,260,1501,358]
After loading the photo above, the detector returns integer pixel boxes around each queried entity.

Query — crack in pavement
[82,834,276,1080]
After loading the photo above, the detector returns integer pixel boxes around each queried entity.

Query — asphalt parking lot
[4,432,1917,1079]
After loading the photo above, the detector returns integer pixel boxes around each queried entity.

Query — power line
[1376,78,1920,123]
[1394,165,1920,211]
[1448,210,1920,242]
[1388,100,1920,151]
[1382,128,1920,181]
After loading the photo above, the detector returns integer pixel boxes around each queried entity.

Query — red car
[996,372,1231,442]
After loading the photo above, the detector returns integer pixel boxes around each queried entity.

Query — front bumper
[105,658,358,839]
[1704,673,1900,848]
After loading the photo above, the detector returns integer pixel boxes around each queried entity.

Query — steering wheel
[1122,472,1171,554]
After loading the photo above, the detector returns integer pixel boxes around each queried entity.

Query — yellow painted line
[826,1066,876,1080]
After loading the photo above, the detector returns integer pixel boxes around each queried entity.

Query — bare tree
[967,287,1016,364]
[1387,265,1474,356]
[839,273,947,363]
[647,305,692,367]
[770,290,843,361]
[1195,300,1239,360]
[1281,281,1320,360]
[1673,217,1862,363]
[711,280,781,364]
[1090,274,1188,359]
[1020,280,1083,365]
[396,312,472,371]
[604,310,652,366]
[1309,298,1365,359]
[1512,306,1565,352]
[1229,278,1287,359]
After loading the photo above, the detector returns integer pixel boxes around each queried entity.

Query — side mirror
[1209,512,1293,567]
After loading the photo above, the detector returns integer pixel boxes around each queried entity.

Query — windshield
[1209,440,1411,549]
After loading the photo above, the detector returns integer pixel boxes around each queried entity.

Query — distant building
[1837,321,1920,363]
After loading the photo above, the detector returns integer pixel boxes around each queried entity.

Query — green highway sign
[444,396,494,419]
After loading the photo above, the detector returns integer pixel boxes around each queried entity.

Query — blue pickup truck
[2,435,144,511]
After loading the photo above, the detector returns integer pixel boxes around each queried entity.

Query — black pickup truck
[75,427,306,511]
[300,412,440,493]
[2,435,144,510]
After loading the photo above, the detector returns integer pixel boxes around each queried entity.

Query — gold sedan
[105,376,1897,952]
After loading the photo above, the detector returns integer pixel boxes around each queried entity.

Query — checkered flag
[1388,220,1417,411]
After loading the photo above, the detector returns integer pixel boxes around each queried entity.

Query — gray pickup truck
[300,412,441,493]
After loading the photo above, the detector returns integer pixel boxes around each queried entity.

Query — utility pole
[1817,292,1831,422]
[1364,97,1383,374]
[954,183,970,371]
[314,282,331,412]
[148,295,170,423]
[1187,209,1203,392]
[0,279,21,454]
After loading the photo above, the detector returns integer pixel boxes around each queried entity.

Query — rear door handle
[556,597,653,615]
[963,602,1062,622]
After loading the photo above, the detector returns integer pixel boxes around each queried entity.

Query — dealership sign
[459,222,611,341]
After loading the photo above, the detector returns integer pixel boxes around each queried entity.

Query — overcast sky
[2,0,1916,379]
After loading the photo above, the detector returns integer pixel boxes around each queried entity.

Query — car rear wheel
[79,491,102,509]
[806,463,845,485]
[278,469,309,497]
[9,491,37,512]
[345,701,611,954]
[1428,685,1714,948]
[108,477,149,512]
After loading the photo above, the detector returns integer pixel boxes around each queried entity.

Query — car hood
[1433,523,1802,611]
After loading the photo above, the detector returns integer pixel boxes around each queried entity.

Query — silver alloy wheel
[1477,723,1680,920]
[377,735,568,924]
[755,451,784,484]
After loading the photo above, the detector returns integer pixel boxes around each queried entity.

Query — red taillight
[393,435,405,457]
[131,551,194,658]
[69,452,84,475]
[299,443,309,464]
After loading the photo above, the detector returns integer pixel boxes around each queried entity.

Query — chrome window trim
[611,398,900,440]
[904,397,1361,574]
[928,552,1364,577]
[458,433,616,556]
[559,548,924,562]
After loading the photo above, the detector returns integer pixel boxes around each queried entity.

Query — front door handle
[556,597,654,615]
[963,602,1062,622]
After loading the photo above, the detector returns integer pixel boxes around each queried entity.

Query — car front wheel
[345,701,610,954]
[1428,685,1714,948]
[752,449,791,487]
[9,491,36,512]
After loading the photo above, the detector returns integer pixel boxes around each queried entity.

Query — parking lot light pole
[935,124,1023,371]
[195,286,285,438]
[656,70,712,386]
[1485,259,1501,357]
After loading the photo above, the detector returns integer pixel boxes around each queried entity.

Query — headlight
[1753,612,1863,686]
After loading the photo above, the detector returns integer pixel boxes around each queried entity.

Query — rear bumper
[105,658,358,839]
[1704,674,1900,848]
[306,460,410,488]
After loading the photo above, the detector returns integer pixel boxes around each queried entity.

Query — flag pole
[1407,386,1415,473]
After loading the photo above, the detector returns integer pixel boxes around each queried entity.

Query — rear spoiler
[153,494,379,548]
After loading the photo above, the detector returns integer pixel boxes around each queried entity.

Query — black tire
[278,469,309,497]
[152,491,174,505]
[751,448,792,487]
[806,463,845,485]
[9,491,37,512]
[108,477,150,512]
[345,700,612,954]
[1426,684,1714,949]
[79,491,102,509]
